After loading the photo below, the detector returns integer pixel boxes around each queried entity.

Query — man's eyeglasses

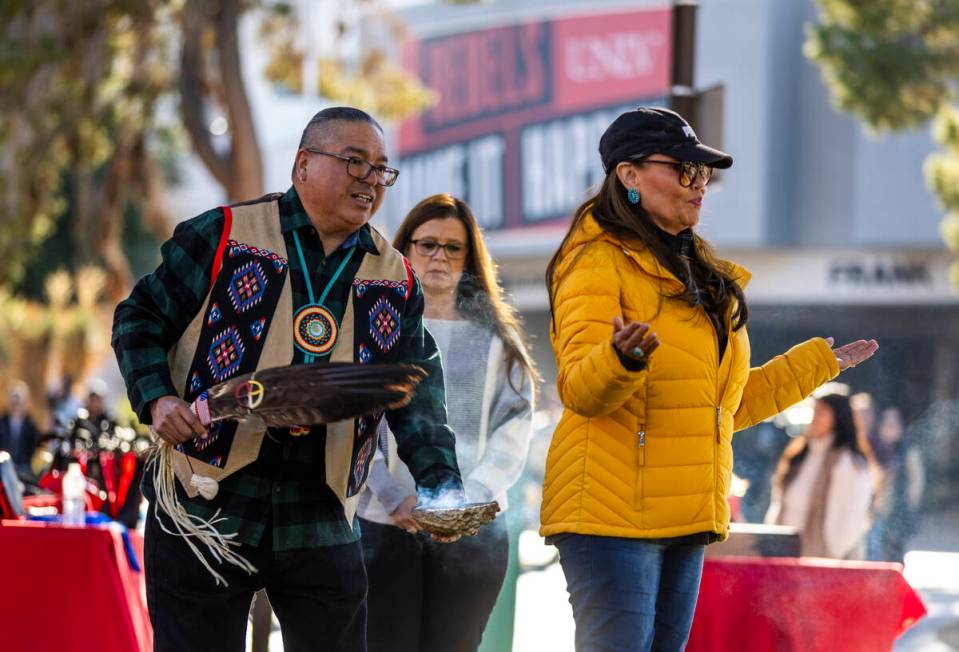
[304,148,400,187]
[641,159,713,188]
[408,239,468,260]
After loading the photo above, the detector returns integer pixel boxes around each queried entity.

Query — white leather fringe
[147,441,257,586]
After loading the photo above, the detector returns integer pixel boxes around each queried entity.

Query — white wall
[694,0,773,247]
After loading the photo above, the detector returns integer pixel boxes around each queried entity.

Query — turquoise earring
[627,188,640,205]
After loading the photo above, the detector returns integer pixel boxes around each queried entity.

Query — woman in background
[358,194,538,652]
[868,406,924,562]
[766,393,878,559]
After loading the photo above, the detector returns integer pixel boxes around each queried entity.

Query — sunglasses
[641,159,713,188]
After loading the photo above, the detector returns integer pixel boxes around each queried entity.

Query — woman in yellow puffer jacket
[541,107,879,652]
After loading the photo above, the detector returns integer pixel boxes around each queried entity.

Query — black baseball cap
[599,106,733,174]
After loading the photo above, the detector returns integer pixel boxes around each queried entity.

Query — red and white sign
[553,10,671,113]
[392,7,672,234]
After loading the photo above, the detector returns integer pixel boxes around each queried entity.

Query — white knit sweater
[358,319,534,525]
[765,435,874,559]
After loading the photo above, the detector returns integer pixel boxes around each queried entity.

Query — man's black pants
[145,505,367,652]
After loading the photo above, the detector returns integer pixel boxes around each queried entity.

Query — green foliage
[0,1,172,289]
[806,0,959,132]
[808,0,959,286]
[0,0,449,296]
[933,103,959,153]
[941,212,959,251]
[12,179,80,302]
[926,152,959,210]
[121,202,162,281]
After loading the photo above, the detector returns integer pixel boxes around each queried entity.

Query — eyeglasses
[642,159,712,188]
[408,239,468,260]
[304,148,400,187]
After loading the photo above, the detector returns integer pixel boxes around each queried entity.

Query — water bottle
[62,463,86,527]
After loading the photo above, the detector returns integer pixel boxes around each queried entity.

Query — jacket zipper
[635,424,646,515]
[715,406,721,443]
[713,321,723,525]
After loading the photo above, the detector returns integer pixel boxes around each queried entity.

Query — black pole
[670,0,699,125]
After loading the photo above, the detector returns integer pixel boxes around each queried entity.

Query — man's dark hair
[297,106,383,149]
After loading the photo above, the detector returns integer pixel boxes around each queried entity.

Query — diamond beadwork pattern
[369,296,401,352]
[358,342,373,364]
[250,317,267,342]
[207,326,245,381]
[207,302,221,326]
[227,260,268,313]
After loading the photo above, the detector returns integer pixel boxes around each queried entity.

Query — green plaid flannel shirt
[112,187,461,550]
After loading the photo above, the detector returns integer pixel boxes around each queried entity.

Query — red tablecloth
[688,556,926,652]
[0,520,152,652]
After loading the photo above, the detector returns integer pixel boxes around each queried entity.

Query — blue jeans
[555,535,705,652]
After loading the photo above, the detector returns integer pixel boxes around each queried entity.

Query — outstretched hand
[825,337,879,371]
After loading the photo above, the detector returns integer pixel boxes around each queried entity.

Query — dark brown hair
[393,194,539,397]
[545,167,749,333]
[772,394,879,493]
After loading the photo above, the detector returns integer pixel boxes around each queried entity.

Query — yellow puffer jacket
[540,212,839,541]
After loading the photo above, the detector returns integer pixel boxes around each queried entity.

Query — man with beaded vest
[112,107,463,652]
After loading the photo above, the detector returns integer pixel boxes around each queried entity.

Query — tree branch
[216,0,263,201]
[132,133,175,242]
[95,125,135,303]
[178,0,231,189]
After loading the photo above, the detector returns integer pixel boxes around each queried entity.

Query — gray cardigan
[358,319,534,524]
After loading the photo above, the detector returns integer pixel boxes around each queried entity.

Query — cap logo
[682,125,697,139]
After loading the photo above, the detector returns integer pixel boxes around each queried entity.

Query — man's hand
[149,395,206,445]
[389,495,421,534]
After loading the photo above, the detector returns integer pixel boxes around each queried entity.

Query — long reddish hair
[393,194,539,397]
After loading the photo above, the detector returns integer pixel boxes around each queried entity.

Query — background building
[387,0,959,510]
[160,0,959,507]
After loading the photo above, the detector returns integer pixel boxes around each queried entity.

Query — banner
[391,7,673,233]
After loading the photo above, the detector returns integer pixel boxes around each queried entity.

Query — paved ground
[895,511,959,652]
[510,511,959,652]
[247,510,959,651]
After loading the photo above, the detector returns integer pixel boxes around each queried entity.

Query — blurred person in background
[82,377,116,431]
[359,194,537,652]
[851,392,880,458]
[869,406,925,562]
[47,374,81,429]
[540,106,879,652]
[732,421,791,523]
[0,380,40,477]
[765,394,879,559]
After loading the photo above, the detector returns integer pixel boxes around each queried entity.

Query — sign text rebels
[421,23,551,131]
